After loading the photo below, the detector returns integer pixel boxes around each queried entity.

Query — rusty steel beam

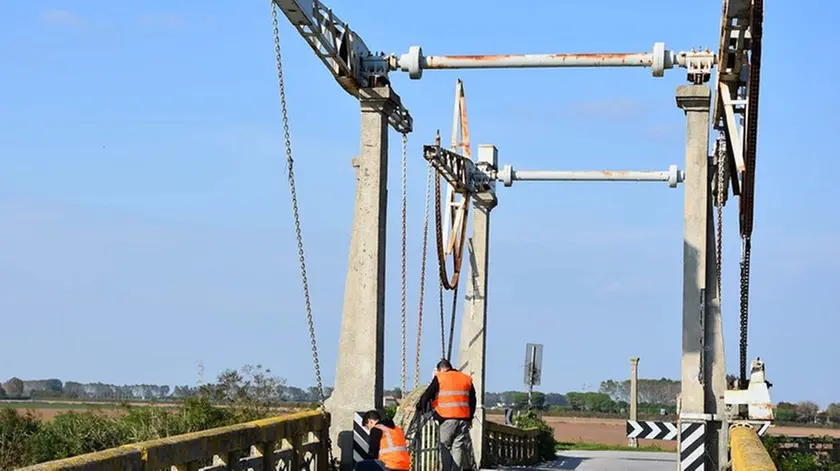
[395,43,715,80]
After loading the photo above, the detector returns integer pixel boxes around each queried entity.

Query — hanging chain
[739,236,751,385]
[438,279,446,359]
[446,285,459,361]
[400,132,408,395]
[414,163,433,388]
[715,135,725,326]
[270,4,333,465]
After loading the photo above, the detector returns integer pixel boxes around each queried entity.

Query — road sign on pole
[523,343,543,387]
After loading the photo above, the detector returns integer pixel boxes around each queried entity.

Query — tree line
[4,373,839,424]
[0,375,334,403]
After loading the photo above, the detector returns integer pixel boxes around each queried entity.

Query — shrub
[30,411,129,463]
[762,434,840,471]
[0,408,41,469]
[512,409,556,461]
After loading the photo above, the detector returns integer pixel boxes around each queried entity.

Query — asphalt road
[486,450,676,471]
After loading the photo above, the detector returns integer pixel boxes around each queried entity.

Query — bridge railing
[407,416,540,470]
[18,410,329,471]
[483,420,540,467]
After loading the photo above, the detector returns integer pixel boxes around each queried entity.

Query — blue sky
[1,0,837,407]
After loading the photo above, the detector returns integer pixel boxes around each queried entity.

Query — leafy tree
[827,403,840,423]
[3,377,24,397]
[598,378,679,405]
[566,392,585,411]
[774,402,798,422]
[0,385,6,398]
[199,364,286,422]
[511,391,546,410]
[795,401,819,423]
[565,392,616,413]
[584,393,615,413]
[544,393,567,407]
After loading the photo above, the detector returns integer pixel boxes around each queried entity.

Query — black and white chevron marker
[625,420,679,440]
[353,411,371,463]
[679,421,706,471]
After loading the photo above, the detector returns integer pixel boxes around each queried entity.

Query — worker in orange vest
[363,409,411,471]
[416,359,477,471]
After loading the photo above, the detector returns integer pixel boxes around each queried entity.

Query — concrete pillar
[676,84,727,470]
[325,86,401,461]
[629,357,639,448]
[456,145,498,468]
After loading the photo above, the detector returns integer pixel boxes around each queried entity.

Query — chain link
[447,285,458,361]
[270,4,333,466]
[414,163,433,389]
[400,132,408,395]
[439,279,446,359]
[715,135,725,339]
[739,237,751,385]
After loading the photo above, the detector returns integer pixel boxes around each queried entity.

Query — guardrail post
[257,442,276,471]
[291,431,303,471]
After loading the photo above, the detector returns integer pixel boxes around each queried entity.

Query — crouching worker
[363,410,411,471]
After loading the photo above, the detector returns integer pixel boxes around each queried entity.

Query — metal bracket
[423,145,476,195]
[680,412,722,421]
[273,0,413,133]
[724,358,774,421]
[676,49,716,84]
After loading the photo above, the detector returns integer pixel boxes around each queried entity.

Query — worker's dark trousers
[439,443,459,471]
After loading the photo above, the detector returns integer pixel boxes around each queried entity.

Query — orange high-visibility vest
[432,370,473,419]
[375,424,410,471]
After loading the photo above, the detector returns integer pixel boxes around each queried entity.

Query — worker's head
[436,358,453,373]
[362,409,381,430]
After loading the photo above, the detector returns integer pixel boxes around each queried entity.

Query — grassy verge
[555,441,666,453]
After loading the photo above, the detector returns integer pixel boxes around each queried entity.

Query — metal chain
[414,163,433,388]
[400,132,408,395]
[715,135,725,328]
[270,4,333,465]
[446,284,458,361]
[739,236,751,385]
[738,0,762,388]
[438,279,446,359]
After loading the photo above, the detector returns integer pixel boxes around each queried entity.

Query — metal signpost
[523,343,544,408]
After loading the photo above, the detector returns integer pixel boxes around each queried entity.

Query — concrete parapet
[17,410,330,471]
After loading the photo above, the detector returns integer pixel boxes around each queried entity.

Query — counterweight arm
[272,0,413,133]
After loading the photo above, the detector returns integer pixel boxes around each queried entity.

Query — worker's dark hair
[362,409,381,424]
[436,358,453,370]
